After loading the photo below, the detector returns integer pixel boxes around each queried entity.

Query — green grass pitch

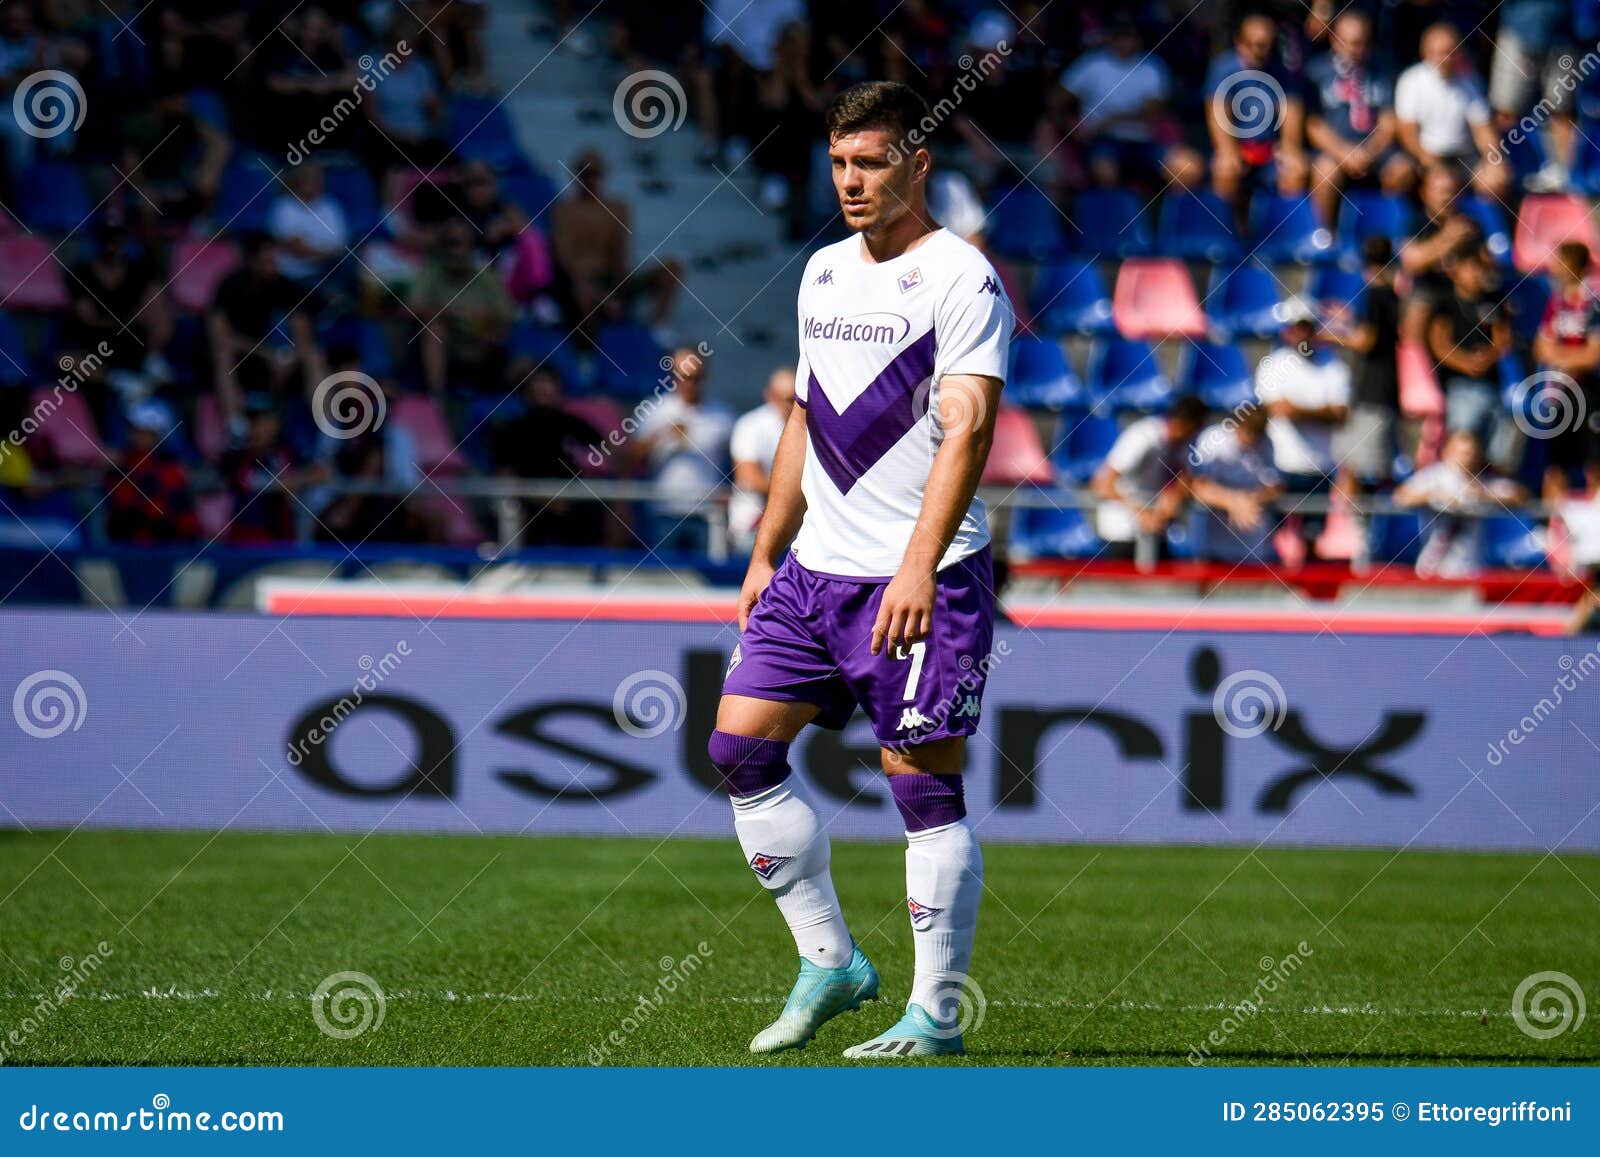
[1,829,1596,1066]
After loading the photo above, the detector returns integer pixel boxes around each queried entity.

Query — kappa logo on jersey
[814,268,833,285]
[726,643,742,675]
[897,707,934,732]
[898,267,923,293]
[907,897,943,926]
[953,694,980,718]
[978,275,1002,297]
[748,852,791,879]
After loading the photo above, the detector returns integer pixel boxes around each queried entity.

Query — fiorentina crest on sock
[907,897,943,926]
[748,852,792,879]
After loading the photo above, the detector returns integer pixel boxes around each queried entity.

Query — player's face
[829,130,926,234]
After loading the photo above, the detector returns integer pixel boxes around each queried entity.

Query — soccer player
[706,81,1013,1059]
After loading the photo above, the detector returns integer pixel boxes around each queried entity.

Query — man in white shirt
[1058,21,1171,186]
[728,367,796,552]
[633,347,733,550]
[270,162,350,285]
[1395,429,1527,576]
[1394,23,1509,197]
[1254,297,1352,486]
[1090,395,1206,556]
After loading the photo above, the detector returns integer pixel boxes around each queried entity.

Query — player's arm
[737,401,809,630]
[871,372,1004,656]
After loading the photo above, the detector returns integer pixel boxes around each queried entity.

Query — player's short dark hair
[1557,240,1592,271]
[1168,394,1209,427]
[824,82,931,146]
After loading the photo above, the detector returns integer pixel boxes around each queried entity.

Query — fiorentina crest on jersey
[898,268,922,293]
[907,897,943,926]
[726,643,742,675]
[748,852,791,879]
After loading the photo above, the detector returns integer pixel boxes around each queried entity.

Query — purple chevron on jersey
[806,329,937,493]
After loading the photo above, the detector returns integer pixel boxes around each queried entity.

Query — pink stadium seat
[169,239,241,313]
[195,491,235,538]
[1112,258,1206,340]
[1513,194,1599,273]
[28,386,105,468]
[389,394,467,474]
[193,394,229,463]
[0,236,69,310]
[1397,340,1444,418]
[981,405,1054,486]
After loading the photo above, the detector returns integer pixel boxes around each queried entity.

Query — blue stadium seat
[215,155,278,233]
[1156,191,1242,263]
[1484,515,1547,569]
[1067,189,1151,258]
[447,94,525,170]
[1049,409,1122,484]
[324,165,381,239]
[1505,273,1551,346]
[16,163,92,234]
[1087,336,1176,413]
[509,321,587,390]
[1028,257,1114,336]
[319,316,396,378]
[986,184,1065,259]
[594,323,664,398]
[1305,267,1366,316]
[1007,336,1090,410]
[0,312,30,386]
[1369,511,1424,565]
[1457,195,1512,265]
[1248,193,1335,264]
[1206,263,1283,338]
[1500,119,1548,190]
[1178,339,1254,412]
[1011,501,1104,559]
[499,168,560,227]
[1336,190,1413,256]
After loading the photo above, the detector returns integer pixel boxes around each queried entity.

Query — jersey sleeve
[935,261,1014,382]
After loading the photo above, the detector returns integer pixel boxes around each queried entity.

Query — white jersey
[790,228,1013,578]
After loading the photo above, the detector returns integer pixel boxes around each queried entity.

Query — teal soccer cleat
[749,946,879,1054]
[842,1003,965,1059]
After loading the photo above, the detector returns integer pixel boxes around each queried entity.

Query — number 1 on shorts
[894,640,927,701]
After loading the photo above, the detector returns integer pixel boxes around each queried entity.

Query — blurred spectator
[1489,0,1574,192]
[700,0,805,165]
[491,367,605,544]
[317,430,436,545]
[1090,395,1206,559]
[1331,237,1402,499]
[1305,10,1412,227]
[1532,241,1600,500]
[363,8,449,172]
[728,366,796,552]
[411,218,515,395]
[151,2,249,88]
[413,0,488,92]
[549,151,682,342]
[1398,163,1479,341]
[1394,24,1508,198]
[105,400,198,544]
[950,11,1048,182]
[1203,14,1306,212]
[630,346,732,552]
[1057,20,1172,189]
[1189,406,1283,562]
[119,77,231,227]
[1255,297,1351,490]
[753,21,823,238]
[928,170,988,243]
[270,163,350,286]
[1428,241,1512,463]
[63,223,176,407]
[220,393,323,544]
[208,233,324,422]
[458,161,532,257]
[258,5,358,154]
[1395,430,1526,577]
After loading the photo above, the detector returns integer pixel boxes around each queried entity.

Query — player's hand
[737,558,777,632]
[871,565,935,656]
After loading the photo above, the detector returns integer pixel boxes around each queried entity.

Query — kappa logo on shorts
[748,852,791,879]
[726,644,742,675]
[907,897,942,926]
[897,707,934,732]
[898,268,922,293]
[954,694,980,718]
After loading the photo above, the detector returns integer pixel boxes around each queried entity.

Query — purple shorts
[721,548,996,748]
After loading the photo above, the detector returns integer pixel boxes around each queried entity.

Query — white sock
[731,779,854,968]
[905,819,983,1023]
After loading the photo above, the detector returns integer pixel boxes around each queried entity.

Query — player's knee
[887,769,967,832]
[708,728,792,797]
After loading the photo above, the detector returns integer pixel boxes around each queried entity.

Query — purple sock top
[707,729,791,797]
[889,772,966,832]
